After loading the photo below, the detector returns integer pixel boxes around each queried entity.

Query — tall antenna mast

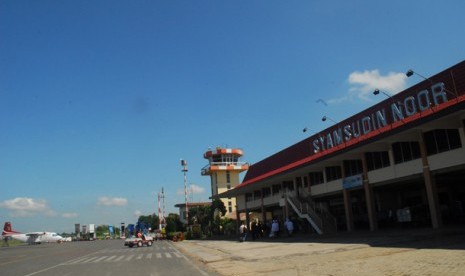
[189,185,194,203]
[162,187,165,227]
[181,159,189,227]
[158,187,165,230]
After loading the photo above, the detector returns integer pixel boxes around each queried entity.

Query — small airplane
[2,222,63,244]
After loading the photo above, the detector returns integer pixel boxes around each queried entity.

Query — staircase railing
[286,195,338,234]
[300,190,338,233]
[287,196,323,234]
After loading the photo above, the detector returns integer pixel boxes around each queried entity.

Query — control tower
[202,147,249,219]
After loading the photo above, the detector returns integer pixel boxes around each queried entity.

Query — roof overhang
[239,67,465,189]
[220,60,465,195]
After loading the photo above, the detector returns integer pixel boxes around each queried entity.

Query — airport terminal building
[220,60,465,234]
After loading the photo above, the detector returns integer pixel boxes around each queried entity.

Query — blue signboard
[127,224,135,236]
[343,174,363,189]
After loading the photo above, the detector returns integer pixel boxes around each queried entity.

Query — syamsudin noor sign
[312,82,451,154]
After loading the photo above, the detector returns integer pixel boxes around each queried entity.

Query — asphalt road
[0,239,216,276]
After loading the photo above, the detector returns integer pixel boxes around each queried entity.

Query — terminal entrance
[436,169,465,225]
[240,168,465,234]
[317,168,465,232]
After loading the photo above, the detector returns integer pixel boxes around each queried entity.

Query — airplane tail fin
[2,222,21,236]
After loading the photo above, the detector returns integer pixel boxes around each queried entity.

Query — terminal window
[343,160,363,177]
[283,180,294,191]
[303,176,309,187]
[325,166,342,181]
[309,172,324,186]
[392,141,421,164]
[262,187,271,197]
[424,129,462,155]
[365,151,390,171]
[272,184,281,195]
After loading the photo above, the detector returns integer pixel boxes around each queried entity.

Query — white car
[124,235,153,248]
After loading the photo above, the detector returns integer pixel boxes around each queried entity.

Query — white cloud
[0,197,56,217]
[62,212,79,218]
[348,69,407,100]
[176,184,205,196]
[176,189,186,196]
[189,184,205,194]
[134,210,142,217]
[97,196,128,206]
[327,69,407,104]
[326,96,349,105]
[45,210,58,217]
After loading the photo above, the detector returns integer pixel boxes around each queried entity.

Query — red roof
[174,202,212,208]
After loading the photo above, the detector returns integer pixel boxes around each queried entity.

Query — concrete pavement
[173,226,465,276]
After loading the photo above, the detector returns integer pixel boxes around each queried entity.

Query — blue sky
[1,0,464,233]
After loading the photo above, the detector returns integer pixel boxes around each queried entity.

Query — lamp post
[321,115,348,149]
[406,69,430,82]
[373,89,407,123]
[321,116,338,124]
[406,69,458,99]
[373,89,392,98]
[181,159,188,227]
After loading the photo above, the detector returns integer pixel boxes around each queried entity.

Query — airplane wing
[25,232,46,237]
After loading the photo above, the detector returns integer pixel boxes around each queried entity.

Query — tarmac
[173,226,465,276]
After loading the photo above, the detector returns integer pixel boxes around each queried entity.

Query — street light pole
[181,159,188,227]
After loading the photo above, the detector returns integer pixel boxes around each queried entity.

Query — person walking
[285,218,294,237]
[251,221,257,240]
[269,219,279,238]
[239,222,248,242]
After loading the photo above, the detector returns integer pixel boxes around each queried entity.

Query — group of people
[268,218,294,238]
[239,218,295,242]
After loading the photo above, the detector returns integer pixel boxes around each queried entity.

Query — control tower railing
[201,161,249,175]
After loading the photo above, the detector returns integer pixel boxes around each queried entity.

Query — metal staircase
[287,195,337,235]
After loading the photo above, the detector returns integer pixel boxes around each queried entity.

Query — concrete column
[307,174,312,196]
[293,177,298,197]
[284,192,289,219]
[235,205,240,234]
[361,154,378,231]
[458,121,465,144]
[419,132,442,228]
[388,148,395,166]
[261,188,266,223]
[301,176,308,197]
[343,189,354,232]
[341,162,354,232]
[245,204,250,232]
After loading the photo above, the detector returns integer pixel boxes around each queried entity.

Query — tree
[95,225,119,238]
[209,200,227,235]
[165,213,183,233]
[96,225,107,238]
[186,200,228,237]
[189,205,210,226]
[209,199,226,218]
[221,218,236,236]
[137,213,159,231]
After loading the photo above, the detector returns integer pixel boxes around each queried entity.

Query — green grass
[2,239,25,247]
